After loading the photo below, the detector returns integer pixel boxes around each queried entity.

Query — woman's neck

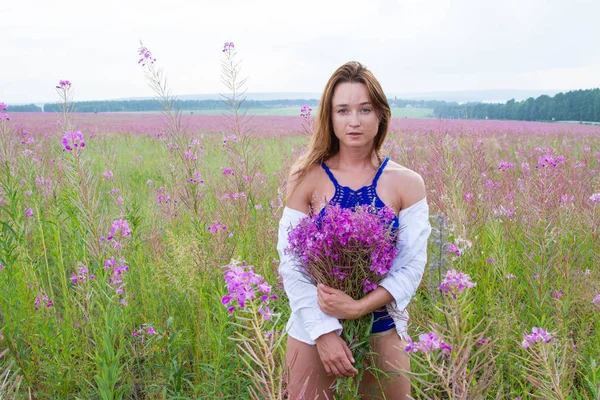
[330,146,379,172]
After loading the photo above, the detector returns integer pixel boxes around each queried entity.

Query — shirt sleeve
[277,207,343,341]
[379,197,432,313]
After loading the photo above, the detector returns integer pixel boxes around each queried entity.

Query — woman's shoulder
[383,159,427,210]
[285,163,324,212]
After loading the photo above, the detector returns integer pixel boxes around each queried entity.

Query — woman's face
[330,82,380,151]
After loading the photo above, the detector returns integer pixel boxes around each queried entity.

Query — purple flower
[56,80,72,89]
[438,269,476,298]
[138,45,156,66]
[404,332,452,354]
[221,259,276,315]
[0,102,7,111]
[362,279,377,293]
[222,42,235,53]
[222,168,234,176]
[590,193,600,204]
[103,170,114,179]
[552,289,565,299]
[522,327,555,348]
[147,326,156,335]
[300,105,312,118]
[445,243,461,257]
[559,194,574,203]
[259,306,273,321]
[208,222,227,234]
[108,219,131,239]
[62,131,85,151]
[506,273,517,279]
[25,208,33,218]
[498,161,515,171]
[593,293,600,309]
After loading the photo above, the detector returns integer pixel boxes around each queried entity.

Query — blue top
[317,156,400,231]
[317,155,398,334]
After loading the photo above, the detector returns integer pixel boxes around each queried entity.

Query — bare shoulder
[285,163,322,214]
[384,160,427,210]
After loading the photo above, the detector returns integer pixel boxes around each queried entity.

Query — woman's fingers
[328,362,342,378]
[343,344,356,364]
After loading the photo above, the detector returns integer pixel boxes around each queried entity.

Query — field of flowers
[0,44,599,399]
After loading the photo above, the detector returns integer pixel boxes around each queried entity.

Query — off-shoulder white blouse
[276,197,432,345]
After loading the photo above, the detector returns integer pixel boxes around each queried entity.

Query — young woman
[277,61,432,399]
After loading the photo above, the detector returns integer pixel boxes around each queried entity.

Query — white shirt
[277,197,432,345]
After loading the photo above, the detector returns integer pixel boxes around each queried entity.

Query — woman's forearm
[357,286,395,317]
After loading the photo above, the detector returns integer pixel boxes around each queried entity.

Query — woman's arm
[277,208,344,340]
[358,170,431,315]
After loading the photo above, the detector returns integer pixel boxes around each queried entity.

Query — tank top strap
[372,156,390,188]
[320,161,340,187]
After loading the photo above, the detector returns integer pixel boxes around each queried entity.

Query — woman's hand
[317,283,365,320]
[314,331,358,378]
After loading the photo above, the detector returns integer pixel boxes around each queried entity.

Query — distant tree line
[42,99,322,113]
[9,89,600,123]
[433,88,600,122]
[7,104,42,112]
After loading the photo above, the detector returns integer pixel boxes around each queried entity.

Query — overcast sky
[3,0,600,103]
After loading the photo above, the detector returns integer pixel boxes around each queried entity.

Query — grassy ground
[0,118,599,399]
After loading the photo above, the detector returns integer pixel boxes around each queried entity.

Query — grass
[0,118,599,399]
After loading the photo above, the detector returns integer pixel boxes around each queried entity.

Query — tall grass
[0,49,599,399]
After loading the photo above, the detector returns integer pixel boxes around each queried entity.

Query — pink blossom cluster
[34,293,53,311]
[221,192,246,201]
[300,105,312,118]
[498,161,515,171]
[222,41,235,53]
[590,193,600,203]
[187,172,204,185]
[521,327,555,348]
[438,269,476,298]
[286,204,398,298]
[107,219,131,239]
[445,243,461,257]
[0,101,8,120]
[535,152,565,169]
[71,265,94,284]
[221,259,277,320]
[103,170,114,179]
[62,131,85,151]
[208,222,227,234]
[157,187,171,203]
[593,293,600,309]
[104,257,129,306]
[405,332,452,354]
[138,45,156,66]
[56,80,72,89]
[132,324,156,337]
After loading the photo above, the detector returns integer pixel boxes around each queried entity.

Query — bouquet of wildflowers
[285,204,399,392]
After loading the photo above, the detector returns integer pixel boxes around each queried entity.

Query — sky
[3,0,600,104]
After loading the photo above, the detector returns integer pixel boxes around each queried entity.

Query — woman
[277,61,432,399]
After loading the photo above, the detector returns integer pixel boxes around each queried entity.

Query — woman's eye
[361,108,372,113]
[338,109,348,114]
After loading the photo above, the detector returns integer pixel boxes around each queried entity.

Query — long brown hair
[290,61,392,182]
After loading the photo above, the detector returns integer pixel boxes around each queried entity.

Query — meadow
[1,42,600,399]
[1,105,599,399]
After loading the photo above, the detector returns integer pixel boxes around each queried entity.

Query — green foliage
[434,88,600,122]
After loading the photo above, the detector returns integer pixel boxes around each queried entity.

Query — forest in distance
[7,87,600,123]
